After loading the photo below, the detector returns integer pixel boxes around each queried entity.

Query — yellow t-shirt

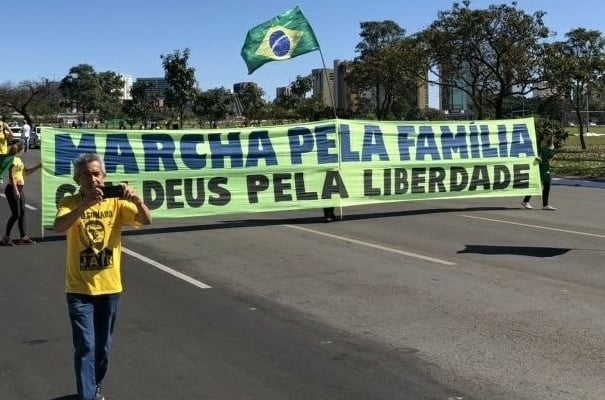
[56,194,141,295]
[0,123,10,155]
[10,156,25,185]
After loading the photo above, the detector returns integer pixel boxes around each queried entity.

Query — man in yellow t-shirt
[54,153,152,400]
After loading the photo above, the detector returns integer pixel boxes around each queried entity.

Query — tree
[122,80,162,128]
[238,84,266,125]
[97,71,125,123]
[349,21,424,120]
[289,74,313,98]
[419,1,549,119]
[296,97,333,121]
[59,64,102,123]
[161,48,197,128]
[192,87,233,128]
[0,79,62,125]
[544,28,605,149]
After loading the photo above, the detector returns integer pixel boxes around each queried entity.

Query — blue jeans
[67,293,121,400]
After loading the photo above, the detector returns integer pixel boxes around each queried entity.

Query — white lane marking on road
[122,247,212,289]
[461,215,605,239]
[0,193,37,210]
[284,224,456,266]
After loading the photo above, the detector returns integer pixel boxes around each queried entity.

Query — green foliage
[192,87,233,128]
[421,1,549,119]
[289,74,313,98]
[122,80,163,127]
[544,28,605,149]
[534,118,568,149]
[59,64,102,121]
[238,84,266,124]
[349,20,423,120]
[97,71,126,121]
[161,48,197,128]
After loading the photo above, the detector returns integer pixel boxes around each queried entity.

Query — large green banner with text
[41,118,541,227]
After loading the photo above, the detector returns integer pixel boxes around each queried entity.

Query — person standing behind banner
[323,207,337,223]
[53,153,152,400]
[2,143,41,246]
[521,131,557,211]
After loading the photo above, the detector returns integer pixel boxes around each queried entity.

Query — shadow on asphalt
[458,244,571,257]
[37,205,514,243]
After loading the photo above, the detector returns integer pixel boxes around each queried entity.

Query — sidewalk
[552,176,605,189]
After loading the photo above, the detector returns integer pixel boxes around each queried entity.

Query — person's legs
[67,293,97,400]
[323,207,335,222]
[522,195,531,203]
[4,185,19,238]
[93,294,121,388]
[542,181,551,206]
[16,186,26,238]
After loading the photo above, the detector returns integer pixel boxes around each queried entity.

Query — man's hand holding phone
[100,185,125,198]
[101,183,144,206]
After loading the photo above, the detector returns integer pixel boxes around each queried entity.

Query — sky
[3,0,605,108]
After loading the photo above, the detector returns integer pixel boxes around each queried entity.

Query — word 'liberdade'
[52,164,531,210]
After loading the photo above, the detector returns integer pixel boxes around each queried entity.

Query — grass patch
[555,132,605,178]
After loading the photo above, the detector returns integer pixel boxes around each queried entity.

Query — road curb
[552,177,605,189]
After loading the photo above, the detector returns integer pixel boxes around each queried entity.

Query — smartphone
[101,185,124,198]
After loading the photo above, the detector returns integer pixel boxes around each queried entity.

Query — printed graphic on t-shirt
[78,219,114,270]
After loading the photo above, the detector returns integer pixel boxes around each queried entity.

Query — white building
[120,74,133,100]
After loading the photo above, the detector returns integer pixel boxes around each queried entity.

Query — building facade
[311,68,335,108]
[136,77,170,97]
[333,60,360,113]
[119,74,133,100]
[233,82,256,94]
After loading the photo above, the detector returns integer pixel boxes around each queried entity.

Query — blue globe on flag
[269,31,291,57]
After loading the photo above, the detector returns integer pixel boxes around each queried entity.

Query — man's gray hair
[73,153,106,180]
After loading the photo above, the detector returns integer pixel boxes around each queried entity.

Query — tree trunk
[575,108,587,150]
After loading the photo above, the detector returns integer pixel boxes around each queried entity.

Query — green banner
[41,118,541,227]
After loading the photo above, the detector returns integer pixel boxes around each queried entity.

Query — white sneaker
[521,202,533,209]
[542,205,557,211]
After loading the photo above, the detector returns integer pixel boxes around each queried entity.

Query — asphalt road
[1,149,604,400]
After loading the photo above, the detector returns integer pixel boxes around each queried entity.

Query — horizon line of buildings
[78,59,558,118]
[119,59,434,115]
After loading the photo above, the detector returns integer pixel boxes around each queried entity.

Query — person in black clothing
[521,131,557,211]
[323,207,337,223]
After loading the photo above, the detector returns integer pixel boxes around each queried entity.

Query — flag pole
[318,49,343,220]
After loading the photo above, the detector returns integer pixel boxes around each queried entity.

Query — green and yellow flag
[241,6,320,74]
[0,155,15,178]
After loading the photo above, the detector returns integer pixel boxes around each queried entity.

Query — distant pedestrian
[2,143,41,245]
[521,131,557,211]
[21,120,31,152]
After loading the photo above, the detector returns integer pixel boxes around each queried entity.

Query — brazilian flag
[0,155,15,178]
[241,6,320,74]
